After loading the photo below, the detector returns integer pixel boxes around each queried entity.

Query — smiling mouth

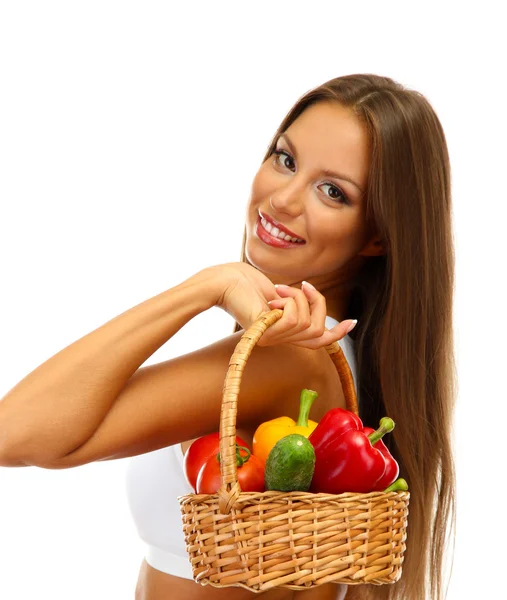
[255,216,306,249]
[258,216,305,243]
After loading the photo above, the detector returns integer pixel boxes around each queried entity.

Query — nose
[269,180,305,218]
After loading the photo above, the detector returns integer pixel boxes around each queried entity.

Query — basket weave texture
[179,309,409,592]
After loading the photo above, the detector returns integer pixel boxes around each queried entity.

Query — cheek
[312,215,369,253]
[249,164,274,205]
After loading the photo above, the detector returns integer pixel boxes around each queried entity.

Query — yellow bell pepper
[252,389,319,463]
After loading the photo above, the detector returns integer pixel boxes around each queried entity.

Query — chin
[246,250,301,283]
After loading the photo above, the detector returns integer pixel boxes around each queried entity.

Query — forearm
[0,269,219,465]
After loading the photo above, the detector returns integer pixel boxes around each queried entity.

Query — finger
[266,298,287,309]
[264,283,357,348]
[266,296,300,337]
[267,282,326,343]
[262,297,357,348]
[300,280,327,337]
[289,319,358,349]
[267,285,312,339]
[257,297,301,347]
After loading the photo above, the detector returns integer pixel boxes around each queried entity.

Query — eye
[273,149,296,172]
[319,183,349,205]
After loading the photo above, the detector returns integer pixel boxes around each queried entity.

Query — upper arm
[47,330,333,468]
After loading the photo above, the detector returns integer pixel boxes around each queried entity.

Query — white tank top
[125,316,358,579]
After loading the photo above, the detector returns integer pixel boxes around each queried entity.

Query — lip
[258,210,305,241]
[256,215,306,249]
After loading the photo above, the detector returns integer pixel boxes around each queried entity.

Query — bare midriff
[135,558,346,600]
[135,360,348,600]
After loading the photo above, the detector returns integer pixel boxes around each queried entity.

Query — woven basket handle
[217,309,358,514]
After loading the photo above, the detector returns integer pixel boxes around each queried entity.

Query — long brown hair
[234,74,456,600]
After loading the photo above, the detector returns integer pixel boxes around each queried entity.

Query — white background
[0,2,505,599]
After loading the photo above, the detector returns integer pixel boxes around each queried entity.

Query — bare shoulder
[49,328,343,468]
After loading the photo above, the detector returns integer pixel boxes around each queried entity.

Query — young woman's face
[245,101,374,288]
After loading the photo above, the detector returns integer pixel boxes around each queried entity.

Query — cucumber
[264,433,316,492]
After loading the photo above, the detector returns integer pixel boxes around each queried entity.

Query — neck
[321,287,350,323]
[277,257,367,323]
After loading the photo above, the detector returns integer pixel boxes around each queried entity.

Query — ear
[358,236,386,257]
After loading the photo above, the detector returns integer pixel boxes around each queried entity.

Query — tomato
[196,449,265,494]
[183,432,249,491]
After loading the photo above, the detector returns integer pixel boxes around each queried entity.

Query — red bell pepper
[308,408,398,494]
[361,425,399,491]
[384,478,408,493]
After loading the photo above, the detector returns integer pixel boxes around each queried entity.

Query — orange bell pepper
[252,388,319,463]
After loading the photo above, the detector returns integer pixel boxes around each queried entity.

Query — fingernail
[346,320,358,334]
[274,284,291,289]
[302,280,316,291]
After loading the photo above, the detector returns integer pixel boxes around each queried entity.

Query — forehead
[283,101,370,186]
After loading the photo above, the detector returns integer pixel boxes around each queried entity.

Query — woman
[0,74,456,600]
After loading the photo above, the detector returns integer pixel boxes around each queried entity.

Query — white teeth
[260,217,304,243]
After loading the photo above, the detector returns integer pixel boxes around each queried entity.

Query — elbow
[0,433,69,469]
[0,424,17,466]
[0,434,29,467]
[0,448,73,469]
[0,410,36,467]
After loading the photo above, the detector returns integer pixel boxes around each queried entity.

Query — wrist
[188,266,229,312]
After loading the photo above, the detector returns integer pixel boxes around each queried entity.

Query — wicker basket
[179,309,409,593]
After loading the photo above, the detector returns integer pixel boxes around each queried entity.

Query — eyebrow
[278,133,365,194]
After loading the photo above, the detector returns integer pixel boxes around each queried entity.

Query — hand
[202,263,357,350]
[261,282,357,349]
[202,262,279,330]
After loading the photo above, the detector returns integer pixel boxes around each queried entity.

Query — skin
[244,100,383,324]
[136,560,347,600]
[149,102,380,600]
[0,101,379,600]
